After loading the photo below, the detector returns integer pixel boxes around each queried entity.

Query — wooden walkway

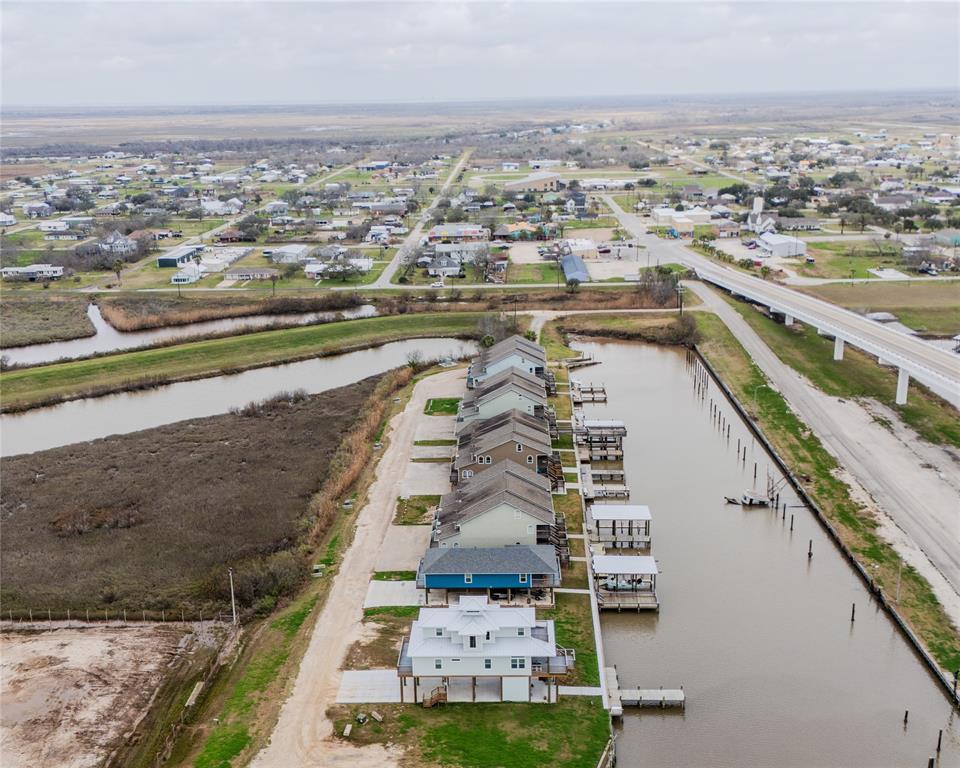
[604,667,685,716]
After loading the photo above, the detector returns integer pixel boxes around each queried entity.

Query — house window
[435,659,442,670]
[451,658,461,662]
[484,658,492,670]
[517,627,525,636]
[485,456,492,464]
[464,470,473,478]
[464,573,473,584]
[514,510,521,520]
[435,628,443,637]
[511,657,526,670]
[527,524,534,534]
[485,631,491,640]
[519,573,528,583]
[469,636,477,648]
[526,455,534,464]
[516,443,522,452]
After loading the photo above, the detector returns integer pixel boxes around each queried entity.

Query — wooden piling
[851,603,856,622]
[808,539,813,559]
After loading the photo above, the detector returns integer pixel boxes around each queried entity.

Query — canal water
[573,340,959,768]
[1,338,473,457]
[1,303,378,366]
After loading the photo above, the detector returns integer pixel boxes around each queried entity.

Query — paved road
[689,281,960,618]
[374,150,472,287]
[603,195,960,407]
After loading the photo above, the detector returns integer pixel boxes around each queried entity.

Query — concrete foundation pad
[363,580,424,608]
[375,525,433,571]
[336,669,402,703]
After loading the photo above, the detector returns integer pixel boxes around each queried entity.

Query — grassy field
[725,298,960,449]
[0,312,483,411]
[0,295,95,347]
[0,379,379,613]
[507,261,563,284]
[328,697,609,768]
[796,240,904,279]
[424,397,461,415]
[694,312,960,672]
[394,494,441,525]
[795,281,960,336]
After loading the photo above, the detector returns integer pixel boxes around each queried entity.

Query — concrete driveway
[363,580,423,608]
[374,526,432,571]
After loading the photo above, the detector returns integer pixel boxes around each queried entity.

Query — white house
[457,369,548,424]
[397,596,573,703]
[0,212,16,227]
[1,263,65,281]
[99,230,137,256]
[269,244,313,263]
[171,263,202,284]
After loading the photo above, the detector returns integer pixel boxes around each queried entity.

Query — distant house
[397,595,572,704]
[1,263,65,281]
[756,232,806,258]
[427,255,463,278]
[504,172,561,194]
[712,219,741,238]
[156,244,203,268]
[263,200,289,215]
[435,242,489,262]
[492,222,541,240]
[224,266,279,281]
[427,223,490,243]
[99,230,137,256]
[171,263,202,284]
[502,162,521,172]
[21,201,52,218]
[0,212,16,227]
[560,253,589,284]
[269,244,314,263]
[775,217,820,232]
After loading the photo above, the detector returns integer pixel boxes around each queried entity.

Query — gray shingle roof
[421,544,560,577]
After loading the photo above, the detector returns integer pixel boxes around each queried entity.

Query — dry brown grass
[98,293,363,332]
[0,376,385,616]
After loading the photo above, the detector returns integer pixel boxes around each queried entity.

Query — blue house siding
[425,573,533,589]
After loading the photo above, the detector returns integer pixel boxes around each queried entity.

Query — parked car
[430,280,445,288]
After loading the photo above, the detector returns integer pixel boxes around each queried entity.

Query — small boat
[725,491,769,507]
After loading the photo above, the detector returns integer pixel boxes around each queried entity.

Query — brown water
[573,340,959,768]
[0,338,473,456]
[1,303,378,366]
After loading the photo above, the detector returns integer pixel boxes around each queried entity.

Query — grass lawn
[796,240,904,280]
[507,261,563,284]
[540,593,599,686]
[328,697,609,768]
[724,297,960,449]
[372,570,417,581]
[413,438,457,446]
[695,311,960,672]
[0,312,484,411]
[795,281,960,336]
[394,495,441,525]
[424,397,461,415]
[0,295,95,347]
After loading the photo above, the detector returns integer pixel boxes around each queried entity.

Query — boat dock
[605,667,685,716]
[580,469,630,500]
[571,379,607,405]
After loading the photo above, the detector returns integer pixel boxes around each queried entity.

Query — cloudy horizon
[2,1,958,108]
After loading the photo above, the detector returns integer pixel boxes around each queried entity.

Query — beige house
[504,171,561,194]
[453,416,553,482]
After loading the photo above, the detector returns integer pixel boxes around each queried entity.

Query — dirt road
[688,282,960,627]
[249,367,465,768]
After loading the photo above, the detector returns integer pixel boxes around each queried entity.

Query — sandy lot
[505,241,544,264]
[0,625,192,768]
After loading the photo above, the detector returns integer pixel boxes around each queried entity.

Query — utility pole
[228,568,237,626]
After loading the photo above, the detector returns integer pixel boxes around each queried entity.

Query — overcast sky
[2,1,958,107]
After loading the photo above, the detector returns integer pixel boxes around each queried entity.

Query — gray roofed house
[456,409,550,444]
[453,417,553,482]
[417,544,561,589]
[560,253,589,284]
[458,368,548,423]
[466,335,547,388]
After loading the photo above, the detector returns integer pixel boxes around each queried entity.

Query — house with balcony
[416,544,561,602]
[452,416,554,484]
[434,462,560,547]
[397,595,573,704]
[466,335,547,389]
[457,368,548,425]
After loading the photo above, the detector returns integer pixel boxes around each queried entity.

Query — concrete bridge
[602,195,960,409]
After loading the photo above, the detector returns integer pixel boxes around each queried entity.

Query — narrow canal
[1,337,472,456]
[573,340,959,768]
[1,303,378,366]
